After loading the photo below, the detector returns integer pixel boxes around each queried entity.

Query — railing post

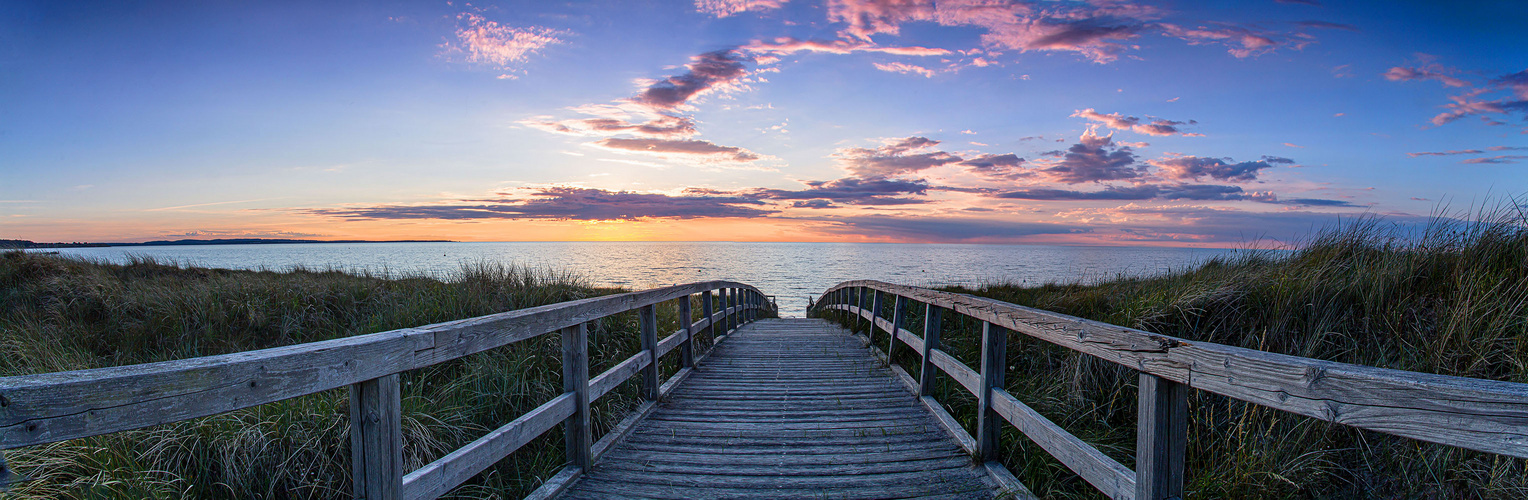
[562,323,592,469]
[678,296,694,368]
[856,287,869,335]
[870,289,884,341]
[723,288,734,334]
[639,304,659,400]
[888,296,907,360]
[701,290,715,342]
[976,321,1008,461]
[919,303,943,396]
[350,373,403,500]
[1137,373,1188,500]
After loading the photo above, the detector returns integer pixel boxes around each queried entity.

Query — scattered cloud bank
[1383,56,1528,130]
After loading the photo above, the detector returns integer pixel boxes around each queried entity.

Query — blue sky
[2,0,1525,245]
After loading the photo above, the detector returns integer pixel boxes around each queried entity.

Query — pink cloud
[1072,108,1203,137]
[1461,155,1528,165]
[1148,155,1284,182]
[833,136,963,177]
[522,115,697,138]
[873,61,935,77]
[591,137,765,164]
[826,0,1159,64]
[745,37,949,56]
[444,11,568,77]
[1030,127,1144,184]
[633,49,750,110]
[1384,65,1469,88]
[695,0,788,18]
[1161,23,1313,58]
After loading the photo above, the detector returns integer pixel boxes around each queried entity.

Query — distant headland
[1,238,454,249]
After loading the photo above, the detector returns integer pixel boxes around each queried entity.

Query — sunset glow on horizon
[3,1,1525,246]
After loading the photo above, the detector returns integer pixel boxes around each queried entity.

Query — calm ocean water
[43,242,1242,316]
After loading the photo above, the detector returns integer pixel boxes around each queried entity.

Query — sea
[39,242,1245,316]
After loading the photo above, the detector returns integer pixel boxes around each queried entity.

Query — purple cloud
[1161,23,1314,58]
[592,137,763,163]
[307,187,775,221]
[832,137,964,177]
[808,214,1087,242]
[995,183,1250,201]
[695,0,788,18]
[1295,20,1359,32]
[1461,155,1528,164]
[743,177,933,205]
[1032,128,1144,183]
[1073,108,1204,137]
[634,49,750,110]
[1150,155,1282,182]
[1384,65,1469,88]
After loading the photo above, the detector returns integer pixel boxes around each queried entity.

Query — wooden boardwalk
[560,318,998,499]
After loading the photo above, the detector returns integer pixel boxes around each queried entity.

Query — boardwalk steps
[559,318,1000,499]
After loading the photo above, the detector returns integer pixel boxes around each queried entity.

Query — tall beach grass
[825,203,1528,498]
[0,253,700,499]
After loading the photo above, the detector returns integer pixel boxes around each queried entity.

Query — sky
[2,0,1525,246]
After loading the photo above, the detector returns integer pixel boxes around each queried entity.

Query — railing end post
[1136,372,1188,500]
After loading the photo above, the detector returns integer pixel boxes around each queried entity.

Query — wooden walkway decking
[560,318,998,499]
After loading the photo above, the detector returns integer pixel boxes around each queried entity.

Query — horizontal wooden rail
[814,280,1528,500]
[0,281,775,499]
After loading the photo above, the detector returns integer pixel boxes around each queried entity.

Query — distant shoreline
[2,238,454,249]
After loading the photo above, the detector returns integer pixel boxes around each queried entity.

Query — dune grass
[0,253,712,499]
[825,204,1528,498]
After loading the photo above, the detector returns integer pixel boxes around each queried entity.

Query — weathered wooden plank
[591,400,657,462]
[351,373,403,500]
[989,388,1135,500]
[922,395,976,455]
[821,280,1528,459]
[0,281,765,449]
[929,348,982,397]
[890,295,908,360]
[413,281,756,369]
[678,297,694,369]
[976,322,1007,462]
[601,448,969,467]
[0,328,427,449]
[522,465,581,500]
[700,290,714,344]
[655,330,685,359]
[587,352,649,403]
[598,455,973,477]
[1136,373,1186,500]
[618,437,962,456]
[561,323,592,469]
[982,461,1039,500]
[920,304,943,396]
[639,305,659,401]
[401,393,575,500]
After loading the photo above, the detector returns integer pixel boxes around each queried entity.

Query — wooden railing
[0,281,774,499]
[811,280,1528,500]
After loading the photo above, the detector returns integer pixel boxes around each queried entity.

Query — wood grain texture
[1136,374,1186,500]
[402,393,575,500]
[640,305,660,401]
[976,322,1007,462]
[990,389,1135,500]
[920,304,943,397]
[819,280,1528,459]
[561,323,592,469]
[558,318,999,499]
[522,465,582,500]
[0,281,764,449]
[587,351,648,404]
[351,373,403,500]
